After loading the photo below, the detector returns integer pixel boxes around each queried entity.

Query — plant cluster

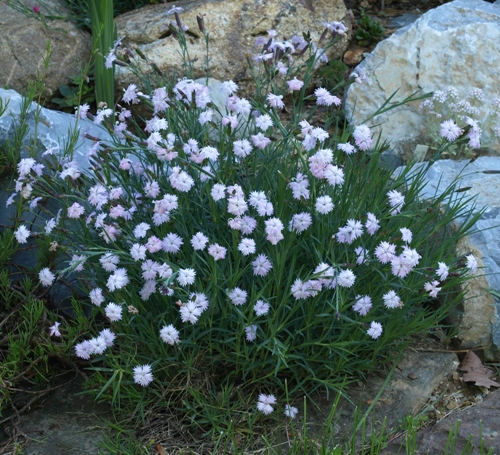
[419,85,500,159]
[355,8,385,47]
[1,7,482,444]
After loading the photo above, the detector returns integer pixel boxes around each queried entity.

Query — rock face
[398,157,500,360]
[0,0,92,99]
[115,0,350,96]
[345,0,500,159]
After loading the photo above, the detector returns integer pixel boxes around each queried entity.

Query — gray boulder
[115,0,350,97]
[345,0,500,160]
[397,157,500,360]
[0,0,91,99]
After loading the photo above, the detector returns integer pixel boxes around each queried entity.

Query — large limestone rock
[0,0,92,99]
[115,0,350,96]
[345,0,500,159]
[398,157,500,360]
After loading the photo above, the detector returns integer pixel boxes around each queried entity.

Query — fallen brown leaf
[459,351,500,389]
[156,443,167,455]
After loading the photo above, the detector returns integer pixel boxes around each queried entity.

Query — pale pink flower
[400,228,413,243]
[353,295,372,316]
[233,139,253,158]
[383,290,401,309]
[89,288,105,306]
[314,87,341,106]
[251,133,271,149]
[15,225,30,244]
[353,125,373,151]
[257,394,276,414]
[211,183,227,201]
[191,232,209,250]
[338,142,356,155]
[141,260,159,280]
[105,302,123,322]
[390,255,413,278]
[367,321,383,339]
[70,254,86,272]
[133,222,150,239]
[287,77,304,91]
[162,233,183,253]
[387,190,405,215]
[245,325,258,342]
[289,213,312,233]
[75,341,93,359]
[198,109,213,125]
[424,280,441,298]
[177,268,196,286]
[227,196,248,216]
[240,216,257,235]
[267,93,285,109]
[130,243,147,261]
[338,269,356,288]
[315,195,334,214]
[49,321,61,337]
[122,84,138,104]
[375,241,396,264]
[436,262,449,281]
[221,80,239,96]
[355,247,368,265]
[160,324,180,345]
[255,114,273,131]
[100,252,119,272]
[145,236,163,253]
[365,212,380,235]
[254,300,270,316]
[440,120,462,141]
[289,173,310,200]
[39,268,55,287]
[238,238,256,256]
[106,268,129,292]
[466,254,478,273]
[228,287,247,306]
[324,164,344,186]
[208,243,227,260]
[284,404,298,418]
[67,202,85,219]
[180,301,202,324]
[133,364,153,386]
[99,328,115,347]
[291,279,311,300]
[252,254,272,276]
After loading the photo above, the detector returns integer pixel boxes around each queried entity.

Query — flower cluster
[6,20,479,412]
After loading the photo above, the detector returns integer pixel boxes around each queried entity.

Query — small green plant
[51,71,95,112]
[355,8,385,46]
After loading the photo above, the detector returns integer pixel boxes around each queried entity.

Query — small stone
[343,46,365,66]
[446,401,458,410]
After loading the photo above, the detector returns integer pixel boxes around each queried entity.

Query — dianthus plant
[7,14,480,408]
[419,85,500,158]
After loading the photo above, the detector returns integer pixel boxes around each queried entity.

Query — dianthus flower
[160,324,180,345]
[254,300,270,316]
[211,183,227,201]
[267,93,285,109]
[353,295,372,316]
[314,87,341,106]
[100,328,116,347]
[436,262,449,281]
[245,325,258,342]
[289,212,312,233]
[387,190,405,215]
[180,300,202,323]
[67,202,85,219]
[367,321,383,339]
[353,125,373,150]
[228,287,247,306]
[440,119,462,141]
[252,254,273,276]
[208,243,227,260]
[130,243,147,261]
[257,394,276,415]
[133,364,153,387]
[255,114,273,131]
[105,302,123,322]
[177,268,196,286]
[238,238,256,256]
[89,288,105,306]
[162,233,183,253]
[14,225,30,244]
[383,290,402,309]
[424,280,441,298]
[100,252,119,272]
[315,195,334,214]
[191,232,209,250]
[106,268,129,292]
[375,241,396,264]
[337,269,355,288]
[338,142,356,155]
[287,77,304,91]
[251,133,271,149]
[466,254,478,273]
[39,268,55,287]
[284,404,298,419]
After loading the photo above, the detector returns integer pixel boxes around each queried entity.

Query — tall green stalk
[89,0,116,110]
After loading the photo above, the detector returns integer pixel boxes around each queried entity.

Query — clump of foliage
[355,8,385,46]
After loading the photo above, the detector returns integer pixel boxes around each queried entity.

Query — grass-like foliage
[2,10,483,442]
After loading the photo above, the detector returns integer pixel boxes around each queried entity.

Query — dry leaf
[459,351,500,389]
[156,443,167,455]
